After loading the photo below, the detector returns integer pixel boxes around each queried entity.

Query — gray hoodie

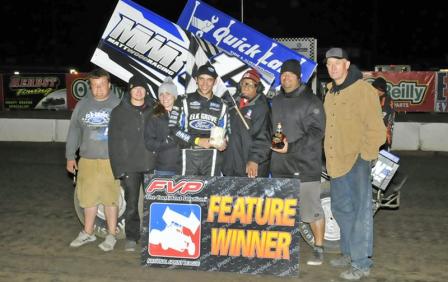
[65,94,120,160]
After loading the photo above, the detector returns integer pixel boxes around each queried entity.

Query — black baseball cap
[195,63,218,79]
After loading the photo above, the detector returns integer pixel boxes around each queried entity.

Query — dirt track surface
[0,142,447,282]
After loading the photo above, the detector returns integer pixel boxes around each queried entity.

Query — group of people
[65,47,389,281]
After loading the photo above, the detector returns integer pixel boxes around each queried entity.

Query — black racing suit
[169,91,229,176]
[222,93,271,177]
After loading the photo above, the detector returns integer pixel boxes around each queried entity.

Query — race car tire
[299,182,341,253]
[74,186,127,239]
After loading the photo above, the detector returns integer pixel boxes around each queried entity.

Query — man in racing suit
[169,63,229,176]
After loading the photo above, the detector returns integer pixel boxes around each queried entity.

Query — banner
[364,72,436,112]
[177,0,317,86]
[91,0,229,99]
[141,175,301,277]
[2,73,66,110]
[65,73,125,111]
[435,72,448,112]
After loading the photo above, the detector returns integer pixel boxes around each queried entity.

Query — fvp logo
[148,203,201,259]
[145,179,204,194]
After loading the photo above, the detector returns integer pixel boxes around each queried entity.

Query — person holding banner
[108,75,156,252]
[66,69,121,252]
[324,48,386,280]
[372,77,395,151]
[222,69,271,178]
[169,63,229,176]
[144,77,180,176]
[270,59,326,266]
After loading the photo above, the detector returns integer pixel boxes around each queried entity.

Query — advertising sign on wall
[2,73,67,110]
[141,175,301,277]
[364,71,436,112]
[435,71,448,112]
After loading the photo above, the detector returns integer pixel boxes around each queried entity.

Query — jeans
[330,156,373,270]
[121,172,144,242]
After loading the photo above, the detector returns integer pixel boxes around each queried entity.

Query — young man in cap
[222,68,271,178]
[66,68,121,251]
[372,77,395,151]
[169,63,229,176]
[108,75,156,251]
[270,59,326,266]
[324,47,386,280]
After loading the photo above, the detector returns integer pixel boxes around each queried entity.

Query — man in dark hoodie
[270,59,326,266]
[108,75,156,252]
[222,68,271,178]
[324,48,386,280]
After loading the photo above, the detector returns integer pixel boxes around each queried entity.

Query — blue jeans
[330,156,373,270]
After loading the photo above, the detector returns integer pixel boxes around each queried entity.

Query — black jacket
[270,85,325,182]
[108,93,155,178]
[144,111,179,172]
[222,93,271,176]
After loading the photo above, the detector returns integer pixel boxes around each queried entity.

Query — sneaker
[307,246,324,266]
[340,267,370,280]
[330,255,351,267]
[124,240,137,252]
[70,230,96,247]
[98,234,117,252]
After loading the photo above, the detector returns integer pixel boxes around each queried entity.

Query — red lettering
[145,179,204,194]
[166,180,186,193]
[145,179,167,193]
[180,182,203,194]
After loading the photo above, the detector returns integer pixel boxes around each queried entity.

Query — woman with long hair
[144,77,179,176]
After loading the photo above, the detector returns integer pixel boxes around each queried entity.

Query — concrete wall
[0,119,69,142]
[1,118,447,151]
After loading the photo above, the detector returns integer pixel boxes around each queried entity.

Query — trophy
[209,126,226,148]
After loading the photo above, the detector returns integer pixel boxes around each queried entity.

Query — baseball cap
[195,63,218,79]
[325,47,349,61]
[241,69,261,84]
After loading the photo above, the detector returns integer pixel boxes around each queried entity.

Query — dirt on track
[0,142,447,282]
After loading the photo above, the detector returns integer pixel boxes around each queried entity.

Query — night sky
[1,0,447,74]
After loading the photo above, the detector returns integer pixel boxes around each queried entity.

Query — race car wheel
[74,186,127,239]
[299,182,341,253]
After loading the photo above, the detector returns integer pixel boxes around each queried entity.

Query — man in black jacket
[222,69,271,177]
[108,76,155,252]
[270,59,326,266]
